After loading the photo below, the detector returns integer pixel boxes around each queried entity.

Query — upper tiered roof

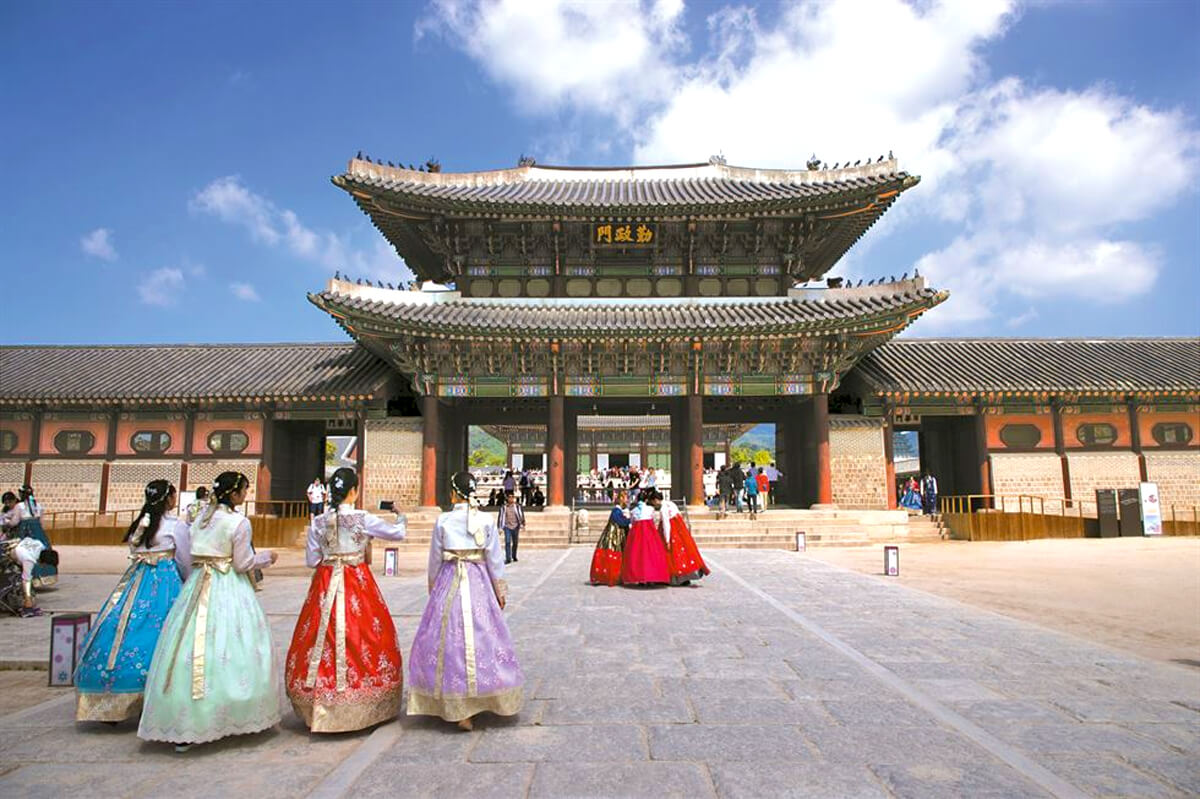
[334,156,919,281]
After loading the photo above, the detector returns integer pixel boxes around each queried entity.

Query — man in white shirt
[307,478,326,517]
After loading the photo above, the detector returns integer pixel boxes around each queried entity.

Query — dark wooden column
[98,409,118,513]
[882,405,897,510]
[588,433,598,471]
[688,392,704,506]
[24,409,42,488]
[548,395,565,507]
[1128,397,1148,481]
[180,409,194,490]
[1052,399,1071,505]
[639,430,648,468]
[354,411,366,509]
[420,394,439,507]
[813,393,833,506]
[974,400,993,505]
[255,410,275,510]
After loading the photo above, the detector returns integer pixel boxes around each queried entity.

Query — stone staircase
[295,507,951,551]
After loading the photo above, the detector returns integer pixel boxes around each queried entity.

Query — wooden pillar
[639,430,648,468]
[255,411,274,511]
[588,432,597,471]
[813,393,833,506]
[974,402,993,505]
[882,407,897,510]
[98,410,118,513]
[1052,399,1071,505]
[24,409,42,488]
[420,394,439,507]
[1128,397,1148,482]
[688,392,704,506]
[181,410,194,490]
[548,395,565,507]
[354,411,366,509]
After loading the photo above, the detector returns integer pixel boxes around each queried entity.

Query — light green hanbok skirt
[138,558,280,744]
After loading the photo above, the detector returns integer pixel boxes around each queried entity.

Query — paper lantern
[49,613,91,686]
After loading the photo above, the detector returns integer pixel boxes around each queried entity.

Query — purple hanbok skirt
[407,559,523,721]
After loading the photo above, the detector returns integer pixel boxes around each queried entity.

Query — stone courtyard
[1,547,1198,798]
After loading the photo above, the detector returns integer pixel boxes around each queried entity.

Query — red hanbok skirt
[285,561,403,732]
[668,515,709,583]
[590,520,627,586]
[620,519,670,585]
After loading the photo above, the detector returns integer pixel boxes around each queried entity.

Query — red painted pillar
[1128,398,1148,482]
[420,394,439,507]
[813,393,833,506]
[688,392,704,506]
[548,395,565,507]
[883,412,897,510]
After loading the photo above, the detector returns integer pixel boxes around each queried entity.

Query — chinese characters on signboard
[595,222,654,246]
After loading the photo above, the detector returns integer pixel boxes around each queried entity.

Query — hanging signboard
[594,222,655,246]
[1139,482,1163,536]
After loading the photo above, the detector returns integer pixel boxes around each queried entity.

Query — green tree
[469,448,504,467]
[753,448,772,466]
[325,440,338,465]
[730,445,752,466]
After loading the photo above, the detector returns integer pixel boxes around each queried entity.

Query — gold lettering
[595,224,612,244]
[614,224,633,243]
[636,224,653,243]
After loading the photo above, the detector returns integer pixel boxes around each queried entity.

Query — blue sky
[1,0,1197,345]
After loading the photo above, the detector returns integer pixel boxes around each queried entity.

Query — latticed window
[206,430,249,454]
[0,430,16,454]
[1076,423,1117,447]
[53,429,95,454]
[999,424,1042,449]
[1152,422,1193,446]
[130,430,171,455]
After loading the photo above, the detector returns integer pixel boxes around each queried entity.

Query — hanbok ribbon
[163,555,232,700]
[435,550,485,699]
[305,552,365,692]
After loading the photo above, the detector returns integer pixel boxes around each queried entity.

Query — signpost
[49,613,91,686]
[384,548,398,577]
[795,531,806,552]
[884,545,899,577]
[1095,489,1119,538]
[1139,482,1163,536]
[1118,489,1142,537]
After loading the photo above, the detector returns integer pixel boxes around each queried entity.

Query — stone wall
[362,418,424,510]
[990,453,1066,513]
[1144,451,1200,512]
[188,460,260,507]
[1066,452,1142,506]
[0,461,26,491]
[108,461,183,511]
[29,460,103,512]
[830,418,887,509]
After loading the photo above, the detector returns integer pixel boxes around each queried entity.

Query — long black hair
[326,467,358,540]
[1,491,16,510]
[125,479,176,548]
[195,471,250,529]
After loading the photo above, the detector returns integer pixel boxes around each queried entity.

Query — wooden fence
[940,494,1199,541]
[38,500,310,548]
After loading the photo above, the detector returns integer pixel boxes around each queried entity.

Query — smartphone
[379,500,395,511]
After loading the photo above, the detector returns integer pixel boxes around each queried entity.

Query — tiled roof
[335,158,917,216]
[0,343,393,404]
[310,278,945,340]
[855,338,1200,396]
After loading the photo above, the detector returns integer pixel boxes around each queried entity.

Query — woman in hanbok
[620,489,670,586]
[1,491,56,615]
[408,471,523,731]
[286,467,408,733]
[650,490,709,586]
[899,477,923,511]
[14,485,56,588]
[590,491,630,586]
[76,480,190,722]
[138,471,279,750]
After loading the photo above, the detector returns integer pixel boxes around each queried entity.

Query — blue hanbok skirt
[18,517,56,587]
[75,553,183,722]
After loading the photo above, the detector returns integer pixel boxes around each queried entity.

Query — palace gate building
[1,155,1197,529]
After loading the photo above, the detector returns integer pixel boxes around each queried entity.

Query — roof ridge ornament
[518,154,537,167]
[708,153,727,166]
[807,154,821,170]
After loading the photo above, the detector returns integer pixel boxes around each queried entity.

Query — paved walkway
[1,548,1197,798]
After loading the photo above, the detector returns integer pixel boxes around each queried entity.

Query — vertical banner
[884,545,899,577]
[384,548,398,576]
[1139,482,1163,536]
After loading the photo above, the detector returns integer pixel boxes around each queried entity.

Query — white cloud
[230,282,260,302]
[137,267,184,307]
[191,176,413,284]
[417,0,686,125]
[423,0,1200,330]
[80,228,117,261]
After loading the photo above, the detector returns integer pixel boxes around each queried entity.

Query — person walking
[756,466,771,513]
[496,490,525,564]
[729,463,745,513]
[286,467,408,733]
[76,480,189,722]
[743,467,759,521]
[921,471,939,515]
[307,477,325,518]
[715,465,731,519]
[408,471,524,730]
[519,469,532,506]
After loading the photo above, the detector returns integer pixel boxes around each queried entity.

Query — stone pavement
[1,547,1197,798]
